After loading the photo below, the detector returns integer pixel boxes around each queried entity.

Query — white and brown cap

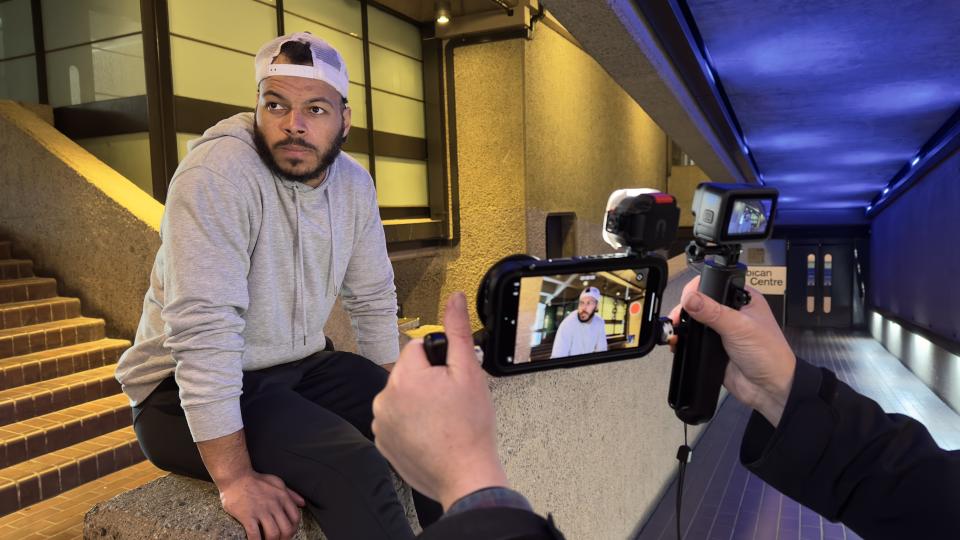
[254,32,349,99]
[580,287,601,303]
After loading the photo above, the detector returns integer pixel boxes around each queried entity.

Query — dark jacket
[742,359,960,539]
[418,507,565,540]
[418,359,959,539]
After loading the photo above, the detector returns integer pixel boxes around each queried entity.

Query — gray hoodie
[116,113,399,442]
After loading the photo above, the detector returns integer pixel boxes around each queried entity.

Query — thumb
[442,292,477,368]
[682,291,746,337]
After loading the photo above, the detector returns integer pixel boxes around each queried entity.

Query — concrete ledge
[83,473,421,539]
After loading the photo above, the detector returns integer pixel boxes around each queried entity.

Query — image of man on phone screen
[550,287,608,358]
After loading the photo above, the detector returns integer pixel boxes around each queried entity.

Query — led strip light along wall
[866,107,960,217]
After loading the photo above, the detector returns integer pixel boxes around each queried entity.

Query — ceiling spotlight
[436,1,451,25]
[883,187,890,194]
[867,205,873,211]
[911,156,920,167]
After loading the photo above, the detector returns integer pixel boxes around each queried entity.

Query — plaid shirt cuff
[445,487,533,518]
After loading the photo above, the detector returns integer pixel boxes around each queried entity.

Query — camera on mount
[668,183,778,424]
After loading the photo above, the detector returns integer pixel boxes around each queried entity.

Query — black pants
[132,351,442,539]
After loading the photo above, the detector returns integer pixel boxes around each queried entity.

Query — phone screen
[511,268,651,364]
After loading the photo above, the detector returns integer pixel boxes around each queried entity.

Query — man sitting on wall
[550,287,609,358]
[116,33,438,540]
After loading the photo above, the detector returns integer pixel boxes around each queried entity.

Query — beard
[578,310,595,322]
[253,117,346,184]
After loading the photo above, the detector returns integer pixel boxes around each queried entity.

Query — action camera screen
[512,269,649,363]
[727,198,773,237]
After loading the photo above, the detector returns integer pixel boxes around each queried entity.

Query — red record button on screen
[629,301,642,315]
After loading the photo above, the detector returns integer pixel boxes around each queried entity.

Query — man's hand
[669,276,797,427]
[372,292,508,510]
[218,471,306,540]
[197,430,306,540]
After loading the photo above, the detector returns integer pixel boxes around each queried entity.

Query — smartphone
[477,253,668,376]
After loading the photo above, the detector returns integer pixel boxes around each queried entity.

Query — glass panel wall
[42,0,144,107]
[0,0,38,102]
[367,5,427,210]
[168,0,273,108]
[40,0,152,194]
[5,0,435,219]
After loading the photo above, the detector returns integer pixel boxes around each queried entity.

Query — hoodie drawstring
[326,189,339,298]
[293,188,307,347]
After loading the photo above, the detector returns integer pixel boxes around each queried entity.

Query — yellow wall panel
[367,6,420,59]
[168,0,274,55]
[171,36,254,108]
[283,0,362,37]
[346,82,366,128]
[371,90,424,138]
[374,156,428,207]
[369,45,423,100]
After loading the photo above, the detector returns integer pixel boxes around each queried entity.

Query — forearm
[196,429,255,488]
[741,360,960,537]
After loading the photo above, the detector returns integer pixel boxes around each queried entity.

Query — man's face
[578,296,598,322]
[254,69,351,185]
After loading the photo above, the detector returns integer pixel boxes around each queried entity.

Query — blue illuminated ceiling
[683,0,960,221]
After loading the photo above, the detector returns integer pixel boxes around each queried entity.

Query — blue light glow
[851,81,960,115]
[911,156,920,166]
[883,187,890,194]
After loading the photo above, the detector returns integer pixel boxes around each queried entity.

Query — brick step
[0,317,105,360]
[0,260,33,281]
[0,278,57,306]
[0,394,131,469]
[0,297,80,331]
[0,426,144,518]
[0,365,120,428]
[0,242,10,261]
[0,338,128,391]
[0,460,164,539]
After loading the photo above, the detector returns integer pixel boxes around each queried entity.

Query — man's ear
[341,104,352,139]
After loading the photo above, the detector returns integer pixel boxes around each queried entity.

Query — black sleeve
[417,508,566,540]
[741,359,960,539]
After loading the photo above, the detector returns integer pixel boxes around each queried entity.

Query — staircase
[0,240,164,538]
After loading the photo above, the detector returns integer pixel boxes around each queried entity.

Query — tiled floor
[636,328,960,540]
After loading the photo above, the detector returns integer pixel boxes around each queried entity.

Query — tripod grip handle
[668,312,729,424]
[667,262,746,424]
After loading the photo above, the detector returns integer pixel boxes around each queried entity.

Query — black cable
[676,423,690,540]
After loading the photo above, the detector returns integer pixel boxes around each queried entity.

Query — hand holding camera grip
[668,262,747,424]
[422,332,448,366]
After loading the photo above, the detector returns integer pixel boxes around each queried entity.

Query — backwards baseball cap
[254,32,349,99]
[580,287,601,303]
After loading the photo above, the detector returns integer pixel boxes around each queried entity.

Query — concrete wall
[523,25,668,258]
[0,101,162,339]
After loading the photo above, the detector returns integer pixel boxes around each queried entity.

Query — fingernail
[687,293,704,312]
[454,291,466,309]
